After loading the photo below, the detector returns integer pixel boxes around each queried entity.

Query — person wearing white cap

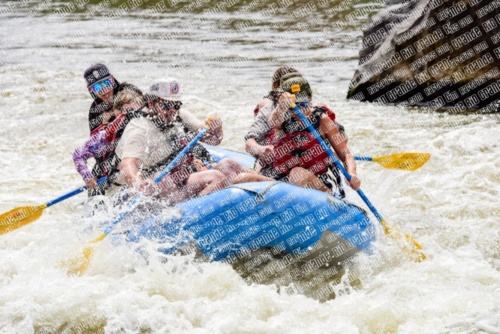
[115,78,248,204]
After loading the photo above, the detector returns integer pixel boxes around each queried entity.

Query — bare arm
[245,101,275,163]
[118,157,143,187]
[201,114,223,146]
[245,138,264,157]
[245,137,274,164]
[269,105,286,129]
[320,116,360,190]
[269,93,295,129]
[181,110,223,146]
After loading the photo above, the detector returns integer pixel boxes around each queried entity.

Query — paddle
[0,177,108,236]
[354,153,430,171]
[63,127,209,275]
[289,100,426,262]
[204,144,429,172]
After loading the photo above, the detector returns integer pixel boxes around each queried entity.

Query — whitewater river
[1,0,499,333]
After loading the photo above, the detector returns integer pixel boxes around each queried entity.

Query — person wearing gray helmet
[83,64,142,196]
[266,74,360,195]
[84,63,142,135]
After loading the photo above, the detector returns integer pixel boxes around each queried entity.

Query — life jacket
[271,105,336,178]
[88,81,143,135]
[140,116,214,187]
[87,82,144,196]
[90,107,149,193]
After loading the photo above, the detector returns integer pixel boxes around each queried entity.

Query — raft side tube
[203,144,256,169]
[125,181,376,301]
[128,182,374,260]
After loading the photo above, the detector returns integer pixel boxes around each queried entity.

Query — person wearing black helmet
[83,63,142,136]
[83,64,142,196]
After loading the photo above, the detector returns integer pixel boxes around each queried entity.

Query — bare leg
[232,173,274,184]
[213,158,276,186]
[156,176,190,204]
[184,170,226,198]
[155,170,226,204]
[214,158,253,176]
[288,167,332,194]
[158,159,272,201]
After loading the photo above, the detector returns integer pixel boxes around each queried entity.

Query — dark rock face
[347,0,500,112]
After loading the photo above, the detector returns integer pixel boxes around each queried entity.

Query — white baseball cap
[149,78,182,101]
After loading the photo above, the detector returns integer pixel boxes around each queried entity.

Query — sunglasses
[162,100,182,111]
[90,78,113,94]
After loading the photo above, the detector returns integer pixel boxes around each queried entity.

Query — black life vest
[141,116,213,187]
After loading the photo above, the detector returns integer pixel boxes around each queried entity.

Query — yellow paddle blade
[61,246,95,276]
[0,204,47,236]
[372,153,431,171]
[380,219,426,262]
[60,233,107,276]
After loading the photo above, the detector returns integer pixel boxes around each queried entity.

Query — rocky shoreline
[347,0,500,112]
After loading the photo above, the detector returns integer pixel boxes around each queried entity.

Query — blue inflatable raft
[123,146,377,300]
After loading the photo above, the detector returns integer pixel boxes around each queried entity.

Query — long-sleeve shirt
[73,130,107,181]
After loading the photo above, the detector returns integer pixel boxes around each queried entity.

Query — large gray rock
[347,0,500,112]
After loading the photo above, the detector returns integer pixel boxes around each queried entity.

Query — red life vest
[91,123,107,136]
[105,113,127,143]
[272,106,336,178]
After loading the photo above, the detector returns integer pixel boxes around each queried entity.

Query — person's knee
[217,158,231,170]
[233,172,259,184]
[194,170,225,185]
[185,173,207,194]
[217,158,242,174]
[289,167,308,184]
[211,170,225,183]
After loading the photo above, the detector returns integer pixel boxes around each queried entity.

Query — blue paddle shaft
[46,176,108,208]
[154,129,207,183]
[103,128,208,236]
[291,105,384,223]
[354,156,373,162]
